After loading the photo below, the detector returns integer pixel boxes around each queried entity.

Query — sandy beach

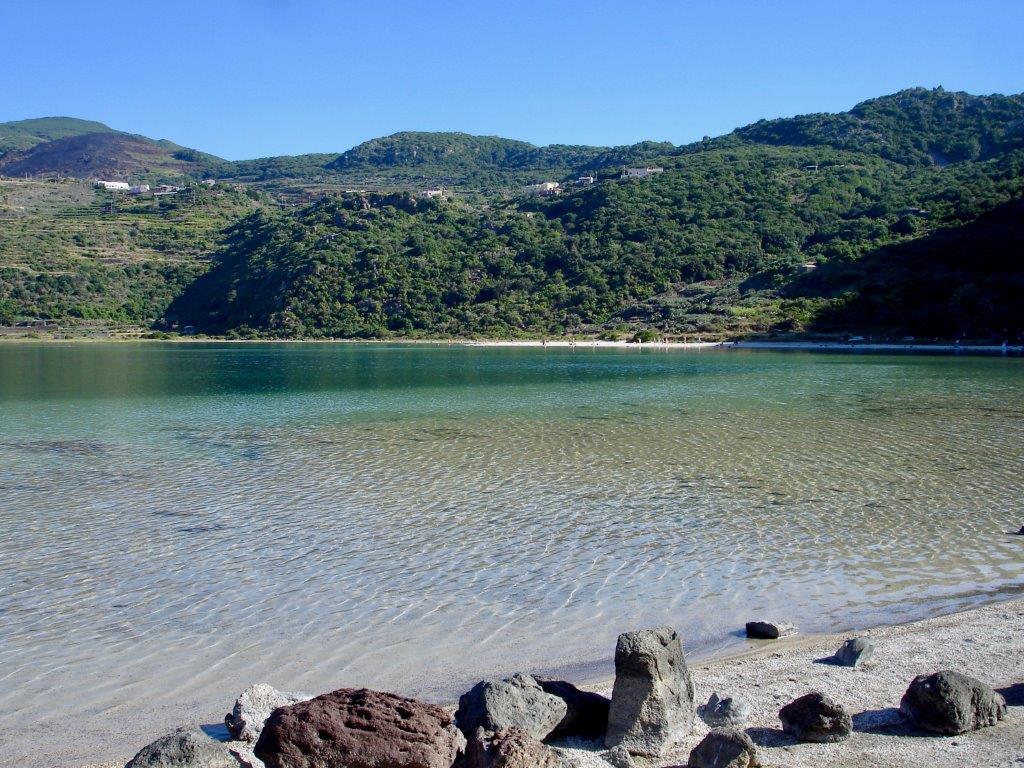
[73,598,1023,768]
[3,331,1022,356]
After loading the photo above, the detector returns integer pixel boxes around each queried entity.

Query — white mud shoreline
[3,335,1023,355]
[74,598,1022,768]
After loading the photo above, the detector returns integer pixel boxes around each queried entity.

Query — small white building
[526,181,560,195]
[201,179,216,187]
[129,184,151,195]
[423,188,445,198]
[94,180,130,191]
[621,167,664,179]
[576,176,596,185]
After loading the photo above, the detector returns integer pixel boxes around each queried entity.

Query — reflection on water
[0,343,1022,763]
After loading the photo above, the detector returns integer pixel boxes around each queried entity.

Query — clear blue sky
[2,1,1021,160]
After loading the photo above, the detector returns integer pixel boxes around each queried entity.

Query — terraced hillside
[0,179,260,325]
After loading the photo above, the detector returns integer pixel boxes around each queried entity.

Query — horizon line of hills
[2,86,1022,189]
[1,85,1023,341]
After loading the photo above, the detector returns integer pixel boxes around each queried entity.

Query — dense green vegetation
[0,180,259,325]
[3,88,1024,339]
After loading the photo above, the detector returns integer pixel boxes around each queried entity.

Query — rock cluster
[118,620,1013,768]
[604,626,695,757]
[899,670,1007,734]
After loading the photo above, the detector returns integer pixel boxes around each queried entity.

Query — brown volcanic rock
[253,687,465,768]
[463,727,565,768]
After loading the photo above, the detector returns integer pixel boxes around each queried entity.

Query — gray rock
[464,726,565,768]
[225,684,312,743]
[744,621,795,640]
[457,673,568,740]
[832,637,874,667]
[686,728,760,768]
[697,692,751,728]
[778,691,852,743]
[899,670,1007,734]
[597,746,634,768]
[537,678,610,739]
[604,626,695,756]
[125,728,237,768]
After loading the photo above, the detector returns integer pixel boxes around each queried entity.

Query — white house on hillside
[525,181,560,195]
[621,167,664,179]
[94,180,130,191]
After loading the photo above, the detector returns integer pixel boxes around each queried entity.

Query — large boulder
[604,626,695,756]
[463,727,565,768]
[253,687,465,768]
[225,683,312,743]
[778,692,852,743]
[744,621,794,640]
[899,670,1007,734]
[456,674,567,740]
[125,728,237,768]
[697,692,751,728]
[686,728,760,768]
[537,678,611,739]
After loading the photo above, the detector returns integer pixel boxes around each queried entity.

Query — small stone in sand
[698,691,751,727]
[465,726,563,768]
[779,691,852,743]
[745,621,795,640]
[832,637,874,667]
[125,728,236,768]
[686,727,761,768]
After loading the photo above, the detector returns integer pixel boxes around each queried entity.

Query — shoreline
[69,595,1024,768]
[1,333,1022,356]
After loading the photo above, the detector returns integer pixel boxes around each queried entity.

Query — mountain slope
[0,116,118,154]
[0,132,227,182]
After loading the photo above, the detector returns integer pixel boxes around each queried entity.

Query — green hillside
[164,88,1024,339]
[3,88,1023,339]
[0,116,118,154]
[0,179,260,325]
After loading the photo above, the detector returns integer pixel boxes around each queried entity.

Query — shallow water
[0,343,1022,761]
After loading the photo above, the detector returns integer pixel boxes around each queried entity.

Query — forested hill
[164,87,1024,340]
[3,88,1024,339]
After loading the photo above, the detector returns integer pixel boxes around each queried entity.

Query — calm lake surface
[1,343,1022,761]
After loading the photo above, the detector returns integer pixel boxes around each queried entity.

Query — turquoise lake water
[0,343,1022,762]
